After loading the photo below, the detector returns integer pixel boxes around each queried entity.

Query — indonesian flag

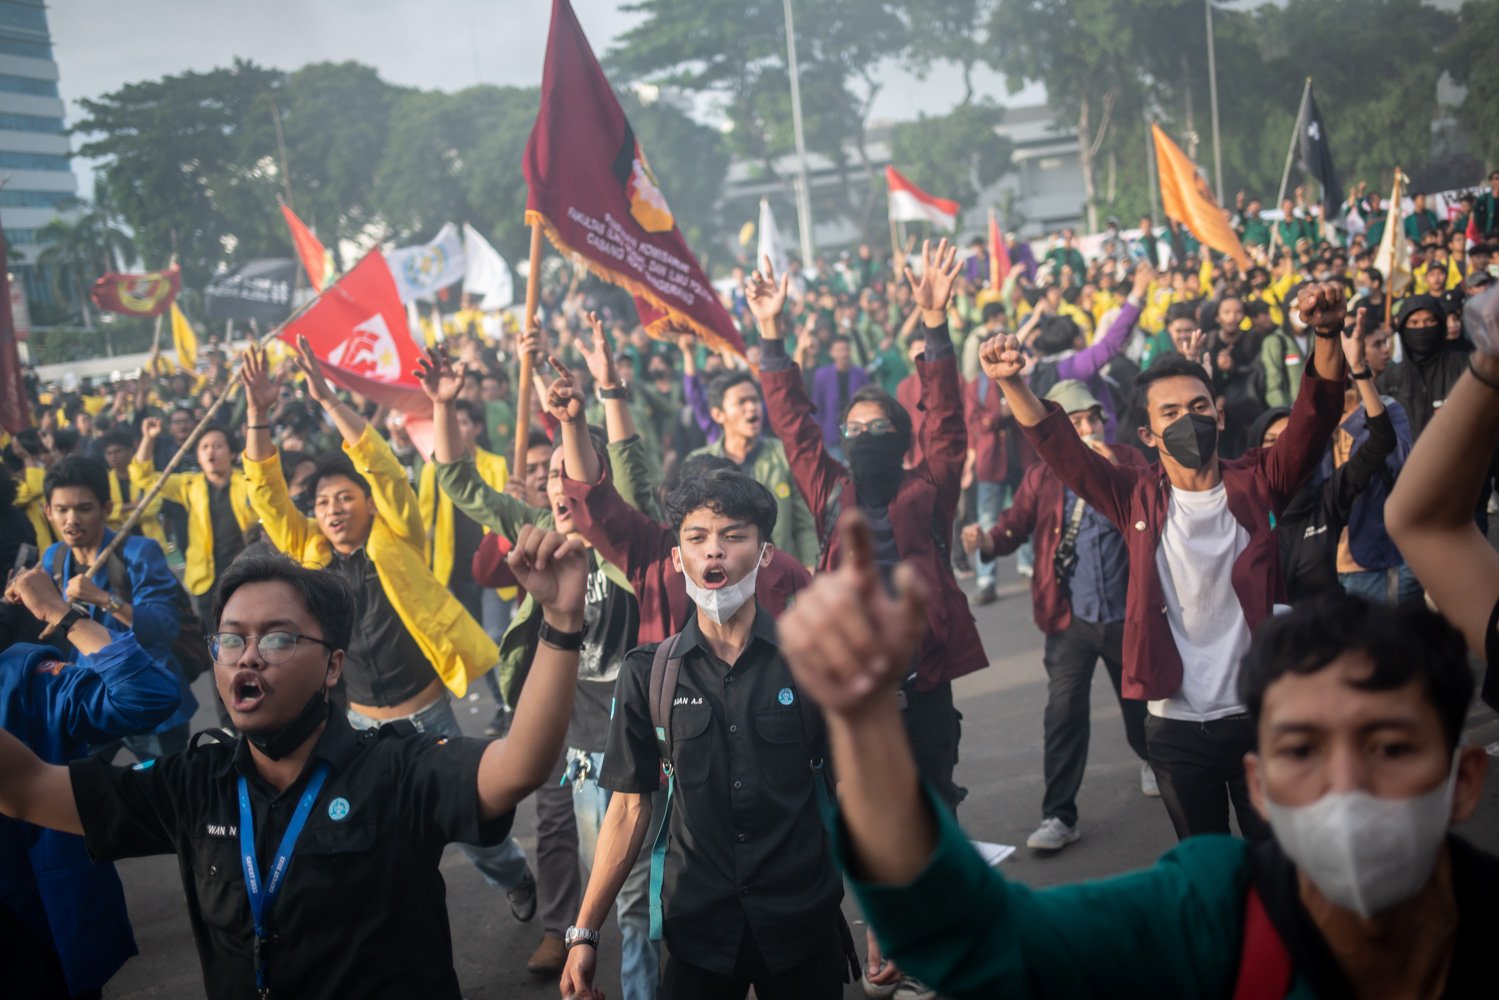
[281,203,336,292]
[90,266,180,317]
[988,209,1011,289]
[524,0,745,357]
[281,252,428,416]
[886,166,960,231]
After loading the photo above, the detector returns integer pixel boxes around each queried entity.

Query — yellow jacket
[417,446,509,588]
[15,466,54,548]
[128,459,255,596]
[242,426,499,698]
[107,471,168,549]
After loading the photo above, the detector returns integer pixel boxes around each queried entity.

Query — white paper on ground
[970,840,1016,867]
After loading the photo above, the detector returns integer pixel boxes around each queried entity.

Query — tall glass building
[0,1,77,308]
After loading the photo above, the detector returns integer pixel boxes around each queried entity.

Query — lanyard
[238,760,331,998]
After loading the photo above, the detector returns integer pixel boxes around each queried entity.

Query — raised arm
[475,524,584,821]
[572,312,637,448]
[295,334,370,446]
[1259,283,1351,507]
[1055,264,1150,383]
[1387,287,1499,656]
[128,418,186,505]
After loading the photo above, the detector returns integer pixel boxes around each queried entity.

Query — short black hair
[213,553,357,654]
[453,399,485,426]
[707,371,757,412]
[278,449,314,481]
[1133,355,1214,427]
[101,427,137,451]
[665,467,778,542]
[13,429,44,459]
[306,452,371,499]
[1238,592,1474,752]
[981,302,1006,323]
[525,428,553,453]
[1034,315,1082,356]
[43,455,111,505]
[0,463,17,508]
[1164,302,1198,327]
[198,423,237,452]
[50,428,79,456]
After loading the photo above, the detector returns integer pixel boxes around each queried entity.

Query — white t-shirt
[1149,482,1253,722]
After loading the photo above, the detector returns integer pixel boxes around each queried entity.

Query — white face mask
[678,544,767,626]
[1264,753,1459,919]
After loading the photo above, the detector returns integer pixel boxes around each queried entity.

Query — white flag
[386,222,466,303]
[462,223,514,311]
[757,198,789,281]
[1373,171,1411,298]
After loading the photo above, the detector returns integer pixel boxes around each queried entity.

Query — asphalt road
[102,560,1499,999]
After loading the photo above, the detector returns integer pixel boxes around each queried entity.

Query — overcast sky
[49,0,1033,195]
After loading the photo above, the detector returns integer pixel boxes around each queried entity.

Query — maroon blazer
[989,447,1146,636]
[964,374,1013,484]
[560,466,810,646]
[1020,363,1345,699]
[760,329,988,690]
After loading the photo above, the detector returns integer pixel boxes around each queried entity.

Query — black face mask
[1158,412,1218,470]
[246,689,331,760]
[845,432,907,506]
[1402,325,1445,364]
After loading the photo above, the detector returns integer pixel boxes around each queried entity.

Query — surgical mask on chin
[681,544,767,626]
[1265,753,1459,919]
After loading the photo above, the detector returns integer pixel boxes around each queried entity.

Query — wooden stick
[514,220,544,474]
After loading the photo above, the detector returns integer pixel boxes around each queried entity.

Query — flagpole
[1205,0,1225,205]
[514,220,544,475]
[1386,167,1401,331]
[1271,79,1311,258]
[781,0,816,267]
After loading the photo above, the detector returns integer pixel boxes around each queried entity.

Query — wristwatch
[596,385,628,401]
[538,619,586,651]
[105,596,122,615]
[1351,367,1374,381]
[54,604,89,637]
[564,926,600,951]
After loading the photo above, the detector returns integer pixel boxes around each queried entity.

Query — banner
[386,222,466,303]
[1374,169,1412,297]
[1296,84,1343,224]
[170,302,199,372]
[0,225,27,433]
[90,266,180,317]
[523,0,745,357]
[886,166,960,230]
[281,203,336,292]
[204,259,296,326]
[462,223,514,310]
[757,197,789,280]
[1151,124,1249,269]
[281,252,428,413]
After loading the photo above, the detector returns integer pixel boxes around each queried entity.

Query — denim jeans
[1339,565,1421,604]
[975,480,1031,584]
[569,749,661,1000]
[347,697,531,890]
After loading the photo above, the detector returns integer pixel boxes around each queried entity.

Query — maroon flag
[0,224,29,433]
[524,0,745,357]
[90,266,181,317]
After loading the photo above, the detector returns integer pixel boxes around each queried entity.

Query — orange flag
[1151,124,1248,269]
[280,203,336,292]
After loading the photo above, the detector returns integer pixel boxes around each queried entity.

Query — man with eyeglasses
[0,533,587,1000]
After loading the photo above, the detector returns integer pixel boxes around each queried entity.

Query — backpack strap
[646,632,684,943]
[104,551,132,605]
[1232,885,1293,1000]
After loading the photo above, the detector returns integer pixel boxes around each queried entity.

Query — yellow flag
[1373,169,1411,298]
[1151,124,1249,269]
[170,302,199,372]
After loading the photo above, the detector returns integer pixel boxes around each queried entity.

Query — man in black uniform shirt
[560,469,850,1000]
[0,527,587,1000]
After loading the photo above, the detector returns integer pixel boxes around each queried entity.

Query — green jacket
[687,436,819,568]
[432,455,632,705]
[839,787,1321,999]
[1241,217,1271,248]
[1259,329,1307,409]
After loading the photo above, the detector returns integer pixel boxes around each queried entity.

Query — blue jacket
[43,529,197,731]
[0,633,178,994]
[1316,399,1413,571]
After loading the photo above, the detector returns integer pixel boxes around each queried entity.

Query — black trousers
[659,923,845,1000]
[1040,619,1149,826]
[1144,713,1270,842]
[901,680,966,813]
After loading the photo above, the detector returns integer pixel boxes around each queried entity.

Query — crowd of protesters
[0,164,1497,1000]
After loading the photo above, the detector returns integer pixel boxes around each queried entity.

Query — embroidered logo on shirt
[328,797,351,822]
[775,482,791,499]
[33,660,66,677]
[778,687,795,706]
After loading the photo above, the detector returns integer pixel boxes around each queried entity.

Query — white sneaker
[862,977,898,999]
[1026,817,1080,851]
[1140,762,1161,798]
[892,978,937,1000]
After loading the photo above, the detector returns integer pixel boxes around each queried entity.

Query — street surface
[102,560,1499,998]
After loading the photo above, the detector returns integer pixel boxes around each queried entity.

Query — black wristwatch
[1351,367,1374,381]
[54,604,89,636]
[596,386,629,401]
[538,619,585,651]
[564,926,600,950]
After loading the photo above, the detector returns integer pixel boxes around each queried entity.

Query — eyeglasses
[207,631,334,665]
[841,418,895,438]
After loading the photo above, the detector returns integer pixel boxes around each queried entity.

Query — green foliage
[890,103,1013,203]
[1447,0,1499,170]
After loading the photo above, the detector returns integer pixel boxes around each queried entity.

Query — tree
[1447,0,1499,171]
[32,188,137,330]
[890,103,1014,206]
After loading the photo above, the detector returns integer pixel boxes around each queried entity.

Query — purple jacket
[810,363,870,448]
[682,372,722,445]
[1048,300,1141,443]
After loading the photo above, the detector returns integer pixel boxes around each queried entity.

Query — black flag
[203,259,296,325]
[1296,84,1343,223]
